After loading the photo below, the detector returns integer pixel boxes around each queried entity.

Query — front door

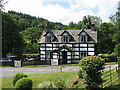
[62,51,67,64]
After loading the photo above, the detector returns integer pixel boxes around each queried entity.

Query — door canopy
[51,45,73,53]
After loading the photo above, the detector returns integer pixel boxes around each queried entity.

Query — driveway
[0,64,118,77]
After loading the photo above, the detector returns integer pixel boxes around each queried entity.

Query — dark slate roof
[38,29,97,43]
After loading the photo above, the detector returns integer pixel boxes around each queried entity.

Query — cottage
[38,25,97,65]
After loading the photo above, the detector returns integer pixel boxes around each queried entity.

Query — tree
[2,12,24,57]
[67,22,76,29]
[97,23,116,53]
[109,9,120,44]
[0,0,7,10]
[20,27,42,54]
[82,15,102,29]
[114,43,120,54]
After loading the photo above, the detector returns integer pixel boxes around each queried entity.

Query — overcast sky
[4,0,120,25]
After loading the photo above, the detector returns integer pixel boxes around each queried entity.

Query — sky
[3,0,120,25]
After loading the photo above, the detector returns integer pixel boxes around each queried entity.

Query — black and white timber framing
[38,28,97,65]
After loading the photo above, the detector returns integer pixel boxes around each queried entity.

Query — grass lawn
[1,68,119,89]
[1,72,85,89]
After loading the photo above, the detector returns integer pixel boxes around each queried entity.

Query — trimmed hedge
[15,77,32,89]
[98,54,117,62]
[12,73,28,86]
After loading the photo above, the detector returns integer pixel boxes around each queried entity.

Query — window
[46,51,51,58]
[80,52,87,58]
[62,35,69,43]
[80,32,88,42]
[46,35,52,43]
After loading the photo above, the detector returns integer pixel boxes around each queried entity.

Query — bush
[77,69,86,79]
[98,54,117,62]
[15,77,32,89]
[53,77,66,88]
[38,81,54,88]
[12,73,28,86]
[79,56,105,89]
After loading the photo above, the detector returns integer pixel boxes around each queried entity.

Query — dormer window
[46,36,52,42]
[80,32,88,42]
[61,32,69,43]
[62,35,69,43]
[46,33,52,43]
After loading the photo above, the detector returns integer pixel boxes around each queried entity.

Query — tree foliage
[20,27,41,54]
[82,15,102,29]
[2,12,24,57]
[114,43,120,54]
[97,23,116,53]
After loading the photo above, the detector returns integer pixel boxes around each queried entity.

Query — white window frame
[80,32,88,42]
[62,35,69,43]
[46,34,52,43]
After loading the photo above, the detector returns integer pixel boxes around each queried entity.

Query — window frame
[62,35,69,43]
[46,34,53,43]
[80,32,88,42]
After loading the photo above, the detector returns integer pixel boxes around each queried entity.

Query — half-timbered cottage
[38,25,97,65]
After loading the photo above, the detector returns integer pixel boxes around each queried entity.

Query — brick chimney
[91,21,95,31]
[44,24,49,32]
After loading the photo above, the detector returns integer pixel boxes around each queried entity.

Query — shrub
[15,77,32,89]
[53,77,66,88]
[12,73,28,86]
[79,56,105,89]
[98,54,117,62]
[38,81,54,88]
[77,69,86,79]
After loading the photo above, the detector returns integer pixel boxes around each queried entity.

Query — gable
[60,30,76,42]
[60,30,71,36]
[44,31,58,42]
[78,30,96,42]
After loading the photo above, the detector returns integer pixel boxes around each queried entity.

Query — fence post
[60,66,62,72]
[109,66,112,85]
[116,67,118,72]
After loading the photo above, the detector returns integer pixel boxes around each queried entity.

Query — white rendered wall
[80,44,87,47]
[80,48,87,51]
[88,52,95,56]
[88,48,94,51]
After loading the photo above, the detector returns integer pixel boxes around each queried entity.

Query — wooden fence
[101,66,118,88]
